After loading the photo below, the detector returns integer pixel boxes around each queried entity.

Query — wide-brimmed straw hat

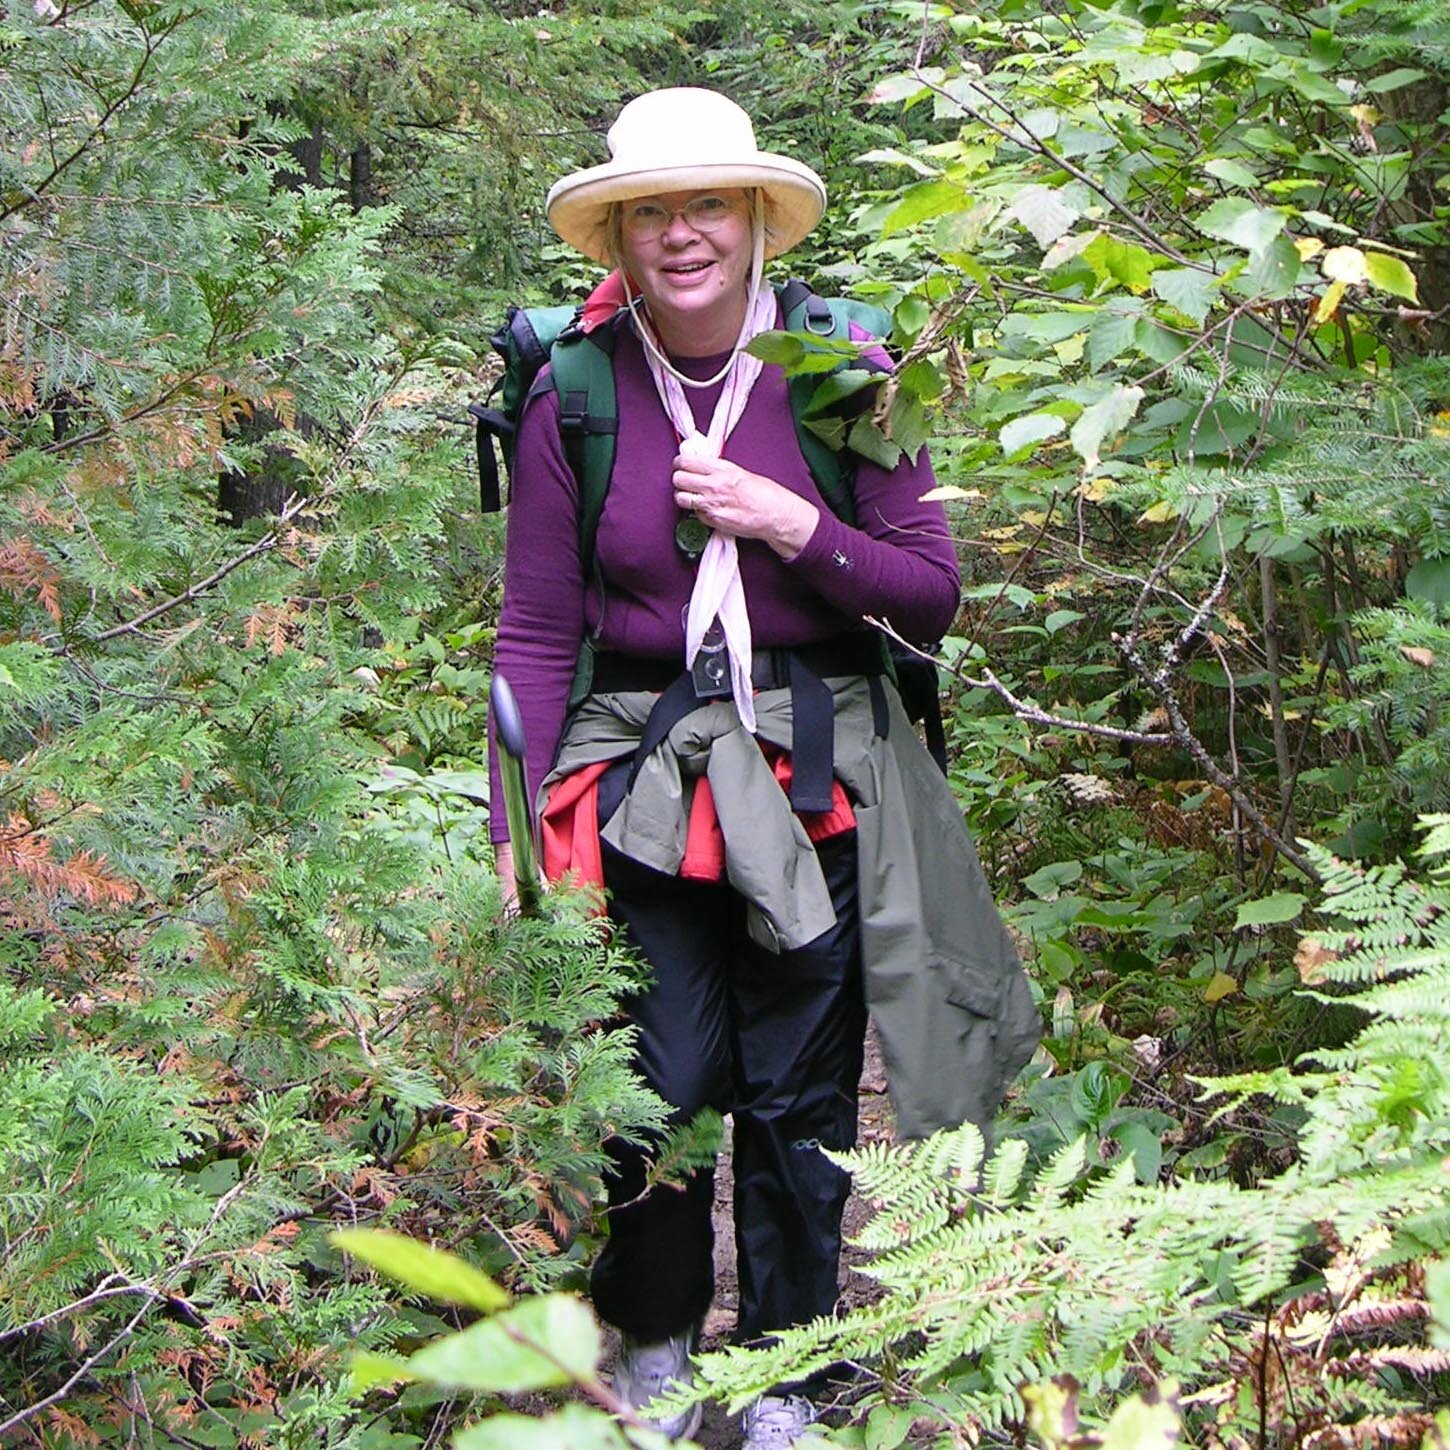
[546,88,827,265]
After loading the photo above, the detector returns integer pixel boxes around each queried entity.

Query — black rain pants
[589,760,866,1348]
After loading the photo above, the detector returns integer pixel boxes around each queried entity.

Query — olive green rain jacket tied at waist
[542,675,1041,1140]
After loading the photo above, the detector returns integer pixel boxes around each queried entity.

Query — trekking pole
[489,672,542,916]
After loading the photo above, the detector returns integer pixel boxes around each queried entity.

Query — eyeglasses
[620,194,743,242]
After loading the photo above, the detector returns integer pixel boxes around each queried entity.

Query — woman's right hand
[494,842,519,914]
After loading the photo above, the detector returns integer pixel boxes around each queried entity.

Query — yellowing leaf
[1313,279,1347,324]
[1203,971,1239,1003]
[1139,500,1180,523]
[332,1229,510,1313]
[920,484,985,501]
[1321,245,1368,283]
[1079,477,1115,501]
[1364,251,1419,302]
[1295,237,1325,261]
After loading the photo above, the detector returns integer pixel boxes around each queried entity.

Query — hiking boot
[741,1394,818,1448]
[613,1331,703,1441]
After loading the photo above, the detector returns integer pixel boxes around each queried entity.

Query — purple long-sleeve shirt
[488,316,960,841]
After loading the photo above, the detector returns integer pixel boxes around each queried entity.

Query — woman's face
[616,188,753,353]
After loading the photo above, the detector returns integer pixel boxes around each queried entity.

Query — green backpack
[468,279,947,764]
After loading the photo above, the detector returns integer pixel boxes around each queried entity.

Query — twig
[866,617,1174,747]
[87,493,309,642]
[1114,629,1323,883]
[909,67,1198,267]
[0,1297,156,1439]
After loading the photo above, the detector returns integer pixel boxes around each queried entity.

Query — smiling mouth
[663,261,712,275]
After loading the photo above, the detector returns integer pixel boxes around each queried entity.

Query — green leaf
[1070,384,1144,471]
[1406,557,1450,608]
[1080,233,1158,293]
[1363,251,1419,302]
[332,1229,510,1313]
[1237,235,1301,300]
[1023,859,1084,899]
[1089,309,1140,370]
[1000,412,1066,456]
[344,1352,415,1394]
[747,332,847,375]
[856,147,939,177]
[746,333,805,368]
[848,415,902,470]
[1204,157,1259,189]
[453,1404,633,1450]
[1070,1062,1127,1131]
[1363,67,1427,93]
[882,179,968,238]
[867,73,927,105]
[864,1404,917,1450]
[886,395,930,460]
[408,1293,601,1392]
[1110,1120,1164,1184]
[897,357,946,402]
[1195,197,1287,253]
[1151,268,1220,326]
[894,295,931,338]
[1235,892,1307,929]
[801,369,878,417]
[1045,609,1086,634]
[1008,184,1081,248]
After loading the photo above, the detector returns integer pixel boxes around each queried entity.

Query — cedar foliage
[0,2,684,1442]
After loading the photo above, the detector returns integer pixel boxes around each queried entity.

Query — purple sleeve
[488,388,583,844]
[784,443,959,647]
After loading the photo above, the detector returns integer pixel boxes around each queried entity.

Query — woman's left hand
[672,453,819,559]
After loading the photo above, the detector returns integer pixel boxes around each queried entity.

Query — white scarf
[637,282,777,733]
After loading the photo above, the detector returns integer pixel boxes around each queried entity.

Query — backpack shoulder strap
[546,319,619,571]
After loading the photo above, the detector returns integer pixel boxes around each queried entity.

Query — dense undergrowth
[2,0,1449,1443]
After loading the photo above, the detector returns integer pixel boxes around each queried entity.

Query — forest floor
[608,1026,897,1449]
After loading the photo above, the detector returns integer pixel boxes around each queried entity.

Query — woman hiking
[489,87,1037,1448]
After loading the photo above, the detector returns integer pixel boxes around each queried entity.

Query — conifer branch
[88,493,309,642]
[0,1296,155,1439]
[0,19,178,225]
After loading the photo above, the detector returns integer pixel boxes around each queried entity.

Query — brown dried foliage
[0,533,63,621]
[0,812,138,911]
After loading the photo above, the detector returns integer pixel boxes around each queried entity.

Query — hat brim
[547,158,826,264]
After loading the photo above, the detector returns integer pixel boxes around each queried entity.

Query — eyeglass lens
[622,196,738,240]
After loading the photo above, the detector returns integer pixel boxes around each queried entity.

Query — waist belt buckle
[690,620,734,699]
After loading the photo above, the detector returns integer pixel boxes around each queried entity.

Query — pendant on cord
[675,513,710,561]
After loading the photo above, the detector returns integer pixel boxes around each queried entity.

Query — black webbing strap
[467,401,510,513]
[786,651,835,812]
[627,673,699,789]
[621,652,842,813]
